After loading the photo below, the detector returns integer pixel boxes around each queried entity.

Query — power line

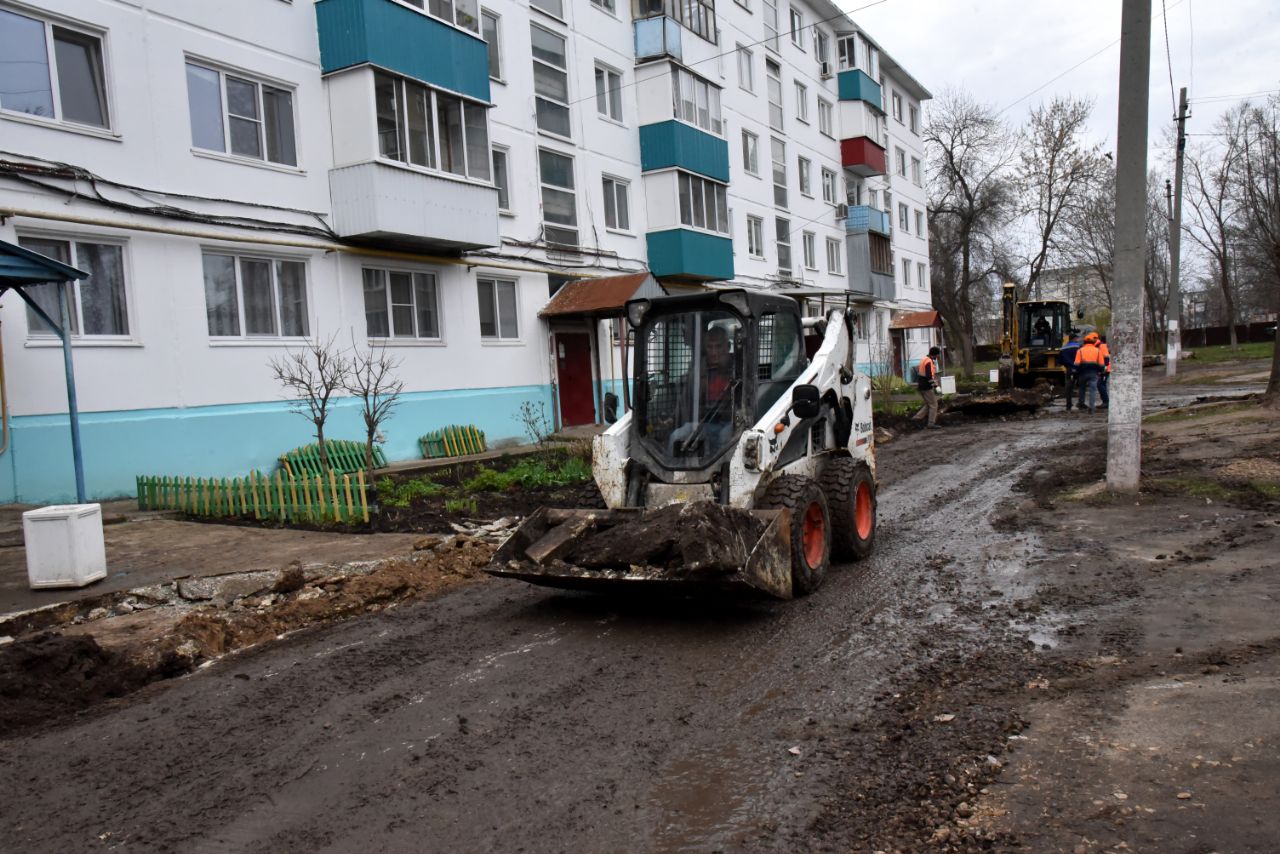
[1187,0,1194,97]
[1190,88,1280,104]
[1161,0,1177,115]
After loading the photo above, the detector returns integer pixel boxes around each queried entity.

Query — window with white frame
[374,71,489,179]
[201,252,308,338]
[797,156,811,196]
[915,209,924,236]
[826,237,843,274]
[602,175,630,230]
[481,9,502,80]
[770,137,787,208]
[895,146,907,177]
[891,91,903,122]
[765,59,783,130]
[898,202,909,231]
[741,129,759,175]
[0,8,110,129]
[590,0,616,12]
[17,235,129,337]
[678,172,728,234]
[402,0,480,32]
[746,215,764,257]
[911,156,922,186]
[817,98,833,137]
[595,63,623,121]
[477,277,518,339]
[793,80,808,122]
[916,261,926,290]
[492,146,511,211]
[788,7,804,47]
[762,0,779,52]
[775,217,792,274]
[186,61,296,166]
[671,66,722,135]
[909,103,919,134]
[801,231,816,269]
[814,29,830,65]
[901,257,911,287]
[362,268,440,339]
[736,45,754,92]
[735,0,751,9]
[531,24,570,137]
[530,0,564,18]
[539,147,578,246]
[820,167,837,204]
[635,0,716,43]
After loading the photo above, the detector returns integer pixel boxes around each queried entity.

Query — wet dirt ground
[0,382,1277,852]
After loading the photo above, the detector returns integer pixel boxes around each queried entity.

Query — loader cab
[627,290,807,475]
[1019,301,1070,350]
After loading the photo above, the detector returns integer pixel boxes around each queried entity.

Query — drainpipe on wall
[0,319,8,456]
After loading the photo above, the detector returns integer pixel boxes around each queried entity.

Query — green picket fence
[279,439,385,478]
[136,469,369,523]
[421,424,486,459]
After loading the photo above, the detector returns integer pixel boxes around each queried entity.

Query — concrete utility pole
[1166,86,1189,376]
[1107,0,1152,493]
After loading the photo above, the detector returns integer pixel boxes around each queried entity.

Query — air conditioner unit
[835,203,849,220]
[819,61,833,80]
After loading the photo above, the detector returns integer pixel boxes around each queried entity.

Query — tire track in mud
[0,419,1073,853]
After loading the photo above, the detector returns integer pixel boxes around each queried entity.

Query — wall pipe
[0,319,9,456]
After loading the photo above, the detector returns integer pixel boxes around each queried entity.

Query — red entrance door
[891,332,905,377]
[555,332,595,426]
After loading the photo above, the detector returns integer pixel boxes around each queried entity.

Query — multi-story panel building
[0,0,930,503]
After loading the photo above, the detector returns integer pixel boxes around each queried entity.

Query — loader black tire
[821,457,876,561]
[759,475,831,596]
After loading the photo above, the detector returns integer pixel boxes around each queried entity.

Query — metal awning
[889,309,943,330]
[0,238,91,501]
[539,272,665,319]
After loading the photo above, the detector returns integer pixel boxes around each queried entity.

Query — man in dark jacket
[912,346,942,429]
[1059,332,1080,412]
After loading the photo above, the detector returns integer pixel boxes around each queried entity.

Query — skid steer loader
[488,289,877,599]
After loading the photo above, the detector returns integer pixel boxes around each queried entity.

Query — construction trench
[0,386,1278,852]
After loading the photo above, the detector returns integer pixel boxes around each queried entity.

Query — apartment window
[916,262,927,290]
[797,156,811,196]
[826,237,843,275]
[737,45,754,92]
[775,217,792,274]
[909,104,919,134]
[202,252,308,338]
[590,0,616,11]
[915,209,924,236]
[762,0,779,52]
[820,167,837,204]
[678,172,729,234]
[402,0,480,32]
[891,91,903,123]
[477,278,518,339]
[869,233,891,274]
[788,8,804,48]
[602,175,630,230]
[482,9,502,80]
[0,9,110,129]
[794,81,808,122]
[802,231,817,269]
[672,66,722,135]
[898,203,909,231]
[595,63,623,121]
[896,146,907,177]
[901,257,911,287]
[373,71,489,179]
[539,147,578,247]
[530,0,564,17]
[735,0,751,9]
[633,0,717,44]
[186,62,296,166]
[911,156,922,186]
[817,98,833,137]
[746,215,764,257]
[492,146,511,211]
[362,269,439,339]
[765,59,783,131]
[531,24,570,137]
[814,29,830,65]
[770,138,787,208]
[742,130,759,175]
[17,236,128,337]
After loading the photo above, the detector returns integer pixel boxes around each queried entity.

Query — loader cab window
[1020,304,1067,349]
[637,309,744,469]
[755,311,807,419]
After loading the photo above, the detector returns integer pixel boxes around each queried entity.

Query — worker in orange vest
[912,346,942,429]
[1097,335,1111,408]
[1075,332,1106,414]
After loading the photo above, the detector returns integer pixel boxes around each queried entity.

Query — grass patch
[1143,401,1258,424]
[376,476,445,508]
[1151,475,1280,504]
[444,497,478,514]
[462,456,593,493]
[1185,341,1275,363]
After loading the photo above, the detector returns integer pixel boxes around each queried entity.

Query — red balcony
[841,136,887,177]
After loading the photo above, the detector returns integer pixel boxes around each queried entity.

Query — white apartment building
[0,0,931,503]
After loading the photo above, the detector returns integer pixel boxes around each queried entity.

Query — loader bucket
[486,504,795,599]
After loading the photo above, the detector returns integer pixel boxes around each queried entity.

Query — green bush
[376,475,444,508]
[461,457,594,493]
[462,465,513,492]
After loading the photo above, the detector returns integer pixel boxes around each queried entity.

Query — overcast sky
[852,0,1280,170]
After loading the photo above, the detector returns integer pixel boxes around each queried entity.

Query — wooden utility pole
[1166,86,1189,376]
[1107,0,1151,493]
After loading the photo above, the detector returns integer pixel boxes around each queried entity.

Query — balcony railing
[632,0,716,45]
[841,136,887,177]
[845,205,891,236]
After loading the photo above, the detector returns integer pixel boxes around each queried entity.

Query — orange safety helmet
[1084,332,1100,344]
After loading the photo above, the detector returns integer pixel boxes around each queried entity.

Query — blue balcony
[837,69,883,113]
[845,205,891,236]
[646,230,734,281]
[634,16,683,62]
[316,0,490,101]
[639,121,730,182]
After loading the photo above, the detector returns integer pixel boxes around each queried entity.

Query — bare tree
[1185,107,1247,349]
[269,333,350,471]
[346,341,404,477]
[926,89,1017,374]
[1017,96,1104,299]
[1144,172,1172,345]
[1058,159,1116,311]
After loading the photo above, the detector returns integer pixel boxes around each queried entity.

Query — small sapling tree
[346,340,405,477]
[269,333,350,472]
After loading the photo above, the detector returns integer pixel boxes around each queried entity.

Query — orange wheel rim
[855,482,873,540]
[802,502,825,568]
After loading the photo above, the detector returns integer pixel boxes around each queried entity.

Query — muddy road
[1,409,1275,853]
